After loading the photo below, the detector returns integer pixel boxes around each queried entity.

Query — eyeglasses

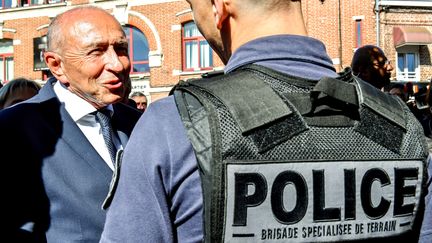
[374,60,392,67]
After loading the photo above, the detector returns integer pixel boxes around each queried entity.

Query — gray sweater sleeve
[100,96,203,243]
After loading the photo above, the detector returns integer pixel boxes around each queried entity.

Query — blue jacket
[1,78,141,242]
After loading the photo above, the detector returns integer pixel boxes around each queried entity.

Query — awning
[393,26,432,48]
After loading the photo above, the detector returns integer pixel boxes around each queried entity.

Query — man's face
[369,51,394,88]
[132,96,147,112]
[356,47,394,89]
[57,10,131,107]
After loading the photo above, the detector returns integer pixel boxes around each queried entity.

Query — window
[122,25,149,73]
[380,0,432,7]
[20,0,46,7]
[182,22,213,71]
[0,40,13,84]
[0,0,63,9]
[0,0,12,8]
[397,46,420,82]
[355,19,362,48]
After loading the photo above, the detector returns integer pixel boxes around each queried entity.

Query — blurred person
[125,98,138,110]
[405,81,415,98]
[0,6,141,242]
[101,1,429,242]
[0,78,41,109]
[414,83,432,139]
[389,83,407,102]
[351,45,394,90]
[130,91,147,112]
[405,82,424,121]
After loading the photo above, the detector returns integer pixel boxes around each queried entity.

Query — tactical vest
[173,65,428,243]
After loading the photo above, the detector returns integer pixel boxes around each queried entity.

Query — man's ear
[44,51,66,82]
[213,0,229,30]
[358,66,371,81]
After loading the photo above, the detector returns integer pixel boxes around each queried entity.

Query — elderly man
[1,6,141,242]
[130,91,147,112]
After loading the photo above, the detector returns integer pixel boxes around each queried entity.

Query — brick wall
[379,7,432,83]
[2,0,432,103]
[6,16,50,81]
[303,0,377,72]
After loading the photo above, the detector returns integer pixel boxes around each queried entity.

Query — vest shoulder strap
[181,70,293,134]
[354,77,407,130]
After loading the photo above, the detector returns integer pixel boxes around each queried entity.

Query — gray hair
[130,91,146,98]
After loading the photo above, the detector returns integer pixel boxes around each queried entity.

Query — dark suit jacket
[0,78,142,242]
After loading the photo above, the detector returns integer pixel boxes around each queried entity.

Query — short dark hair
[0,78,41,109]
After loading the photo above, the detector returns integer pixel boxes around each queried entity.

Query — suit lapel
[38,79,112,180]
[59,107,112,179]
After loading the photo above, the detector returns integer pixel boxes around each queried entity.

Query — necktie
[95,109,117,164]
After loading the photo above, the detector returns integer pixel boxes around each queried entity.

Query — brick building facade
[0,0,431,104]
[378,0,432,92]
[303,0,378,72]
[304,0,432,91]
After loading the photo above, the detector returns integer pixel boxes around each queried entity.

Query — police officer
[101,0,429,242]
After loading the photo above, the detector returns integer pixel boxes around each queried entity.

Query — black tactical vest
[173,65,428,243]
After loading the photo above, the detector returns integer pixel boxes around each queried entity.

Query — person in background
[130,91,147,112]
[351,45,394,91]
[0,6,141,242]
[101,0,429,242]
[389,83,407,102]
[403,81,424,120]
[0,78,41,109]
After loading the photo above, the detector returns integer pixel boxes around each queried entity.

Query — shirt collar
[53,81,114,122]
[224,34,337,79]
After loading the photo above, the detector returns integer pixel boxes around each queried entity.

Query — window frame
[0,0,12,9]
[0,39,13,84]
[396,46,420,82]
[354,19,363,49]
[181,21,213,72]
[0,53,13,84]
[0,0,64,9]
[123,25,150,75]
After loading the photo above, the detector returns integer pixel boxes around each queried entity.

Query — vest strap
[190,71,293,134]
[355,78,406,130]
[311,76,359,107]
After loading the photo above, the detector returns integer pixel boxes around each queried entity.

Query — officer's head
[351,45,394,90]
[184,0,306,65]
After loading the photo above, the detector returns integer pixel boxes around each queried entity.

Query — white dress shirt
[53,81,121,170]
